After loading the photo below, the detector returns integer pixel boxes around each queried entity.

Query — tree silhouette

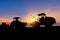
[37,13,56,27]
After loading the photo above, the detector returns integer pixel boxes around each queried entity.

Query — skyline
[0,0,60,23]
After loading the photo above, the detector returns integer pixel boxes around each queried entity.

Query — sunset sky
[0,0,60,23]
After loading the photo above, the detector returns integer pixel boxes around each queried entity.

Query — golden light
[29,18,36,23]
[25,18,36,24]
[22,11,39,24]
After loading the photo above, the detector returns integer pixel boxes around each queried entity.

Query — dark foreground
[24,26,60,32]
[0,26,60,32]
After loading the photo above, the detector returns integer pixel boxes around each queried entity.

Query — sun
[30,18,35,23]
[27,17,38,24]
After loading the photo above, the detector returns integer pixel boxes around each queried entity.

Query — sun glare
[30,18,36,23]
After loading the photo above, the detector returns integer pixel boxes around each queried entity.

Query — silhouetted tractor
[37,13,56,27]
[10,17,27,30]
